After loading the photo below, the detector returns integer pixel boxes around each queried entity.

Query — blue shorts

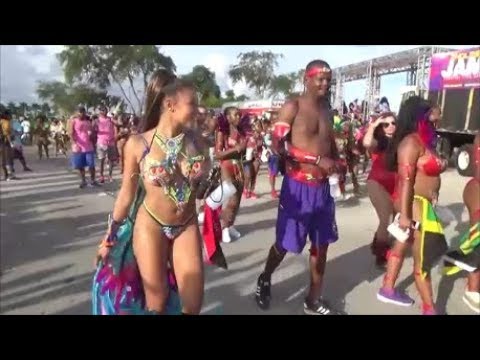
[71,152,95,169]
[268,154,279,176]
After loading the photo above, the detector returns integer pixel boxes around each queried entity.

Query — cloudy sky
[0,45,475,111]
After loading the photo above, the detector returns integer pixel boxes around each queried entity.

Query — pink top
[72,117,94,153]
[96,116,115,147]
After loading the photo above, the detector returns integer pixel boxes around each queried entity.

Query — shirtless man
[255,60,342,315]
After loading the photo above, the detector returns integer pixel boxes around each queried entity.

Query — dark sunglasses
[382,121,396,128]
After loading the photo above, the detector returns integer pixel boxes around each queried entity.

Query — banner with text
[429,48,480,90]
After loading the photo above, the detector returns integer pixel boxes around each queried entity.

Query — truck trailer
[399,47,479,176]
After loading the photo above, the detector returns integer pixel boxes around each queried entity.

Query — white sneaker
[197,212,205,225]
[463,291,480,314]
[222,228,232,243]
[229,226,241,239]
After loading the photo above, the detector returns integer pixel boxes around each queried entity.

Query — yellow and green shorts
[443,222,480,275]
[414,195,449,278]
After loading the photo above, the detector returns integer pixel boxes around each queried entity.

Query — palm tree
[41,102,51,115]
[19,102,28,116]
[7,102,18,116]
[31,103,41,115]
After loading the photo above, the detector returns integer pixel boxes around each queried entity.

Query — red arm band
[272,122,291,153]
[286,143,320,165]
[273,122,291,139]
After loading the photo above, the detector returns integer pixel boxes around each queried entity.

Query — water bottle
[205,180,237,210]
[329,174,342,198]
[245,147,254,161]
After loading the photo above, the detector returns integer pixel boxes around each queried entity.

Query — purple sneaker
[377,288,414,307]
[422,309,437,315]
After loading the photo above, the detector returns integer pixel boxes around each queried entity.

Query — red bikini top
[415,134,444,177]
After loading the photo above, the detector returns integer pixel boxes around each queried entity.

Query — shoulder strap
[138,133,155,164]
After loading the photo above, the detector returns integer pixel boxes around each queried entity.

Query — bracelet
[315,156,321,165]
[98,239,114,249]
[106,214,123,242]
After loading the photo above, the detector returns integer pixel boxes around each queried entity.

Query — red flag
[202,204,228,269]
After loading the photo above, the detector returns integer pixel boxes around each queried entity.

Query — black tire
[436,136,452,159]
[455,144,473,177]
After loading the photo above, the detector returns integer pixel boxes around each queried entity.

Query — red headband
[305,67,331,78]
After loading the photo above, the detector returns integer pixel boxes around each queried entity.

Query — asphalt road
[0,146,475,315]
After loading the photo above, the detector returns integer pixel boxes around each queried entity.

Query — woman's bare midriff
[413,172,441,202]
[142,184,197,225]
[394,172,441,217]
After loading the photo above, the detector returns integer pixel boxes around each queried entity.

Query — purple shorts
[276,175,338,254]
[268,154,279,176]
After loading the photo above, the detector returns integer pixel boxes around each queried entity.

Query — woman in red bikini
[378,97,449,315]
[215,107,249,243]
[363,112,397,267]
[443,132,480,313]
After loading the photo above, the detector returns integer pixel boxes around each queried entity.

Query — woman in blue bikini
[93,69,211,315]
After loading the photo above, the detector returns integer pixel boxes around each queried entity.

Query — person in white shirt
[20,117,31,145]
[50,118,67,156]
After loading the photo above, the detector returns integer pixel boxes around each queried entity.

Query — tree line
[6,46,307,117]
[0,101,52,118]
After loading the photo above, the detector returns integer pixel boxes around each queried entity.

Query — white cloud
[2,45,477,112]
[1,45,64,104]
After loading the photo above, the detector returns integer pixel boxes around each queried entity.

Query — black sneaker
[79,181,88,189]
[303,299,343,315]
[255,273,271,310]
[89,181,101,188]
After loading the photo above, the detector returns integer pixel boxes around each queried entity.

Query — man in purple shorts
[255,60,344,315]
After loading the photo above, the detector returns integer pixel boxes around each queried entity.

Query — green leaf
[228,51,283,98]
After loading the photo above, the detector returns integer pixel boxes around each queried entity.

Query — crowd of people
[90,60,478,316]
[2,59,478,316]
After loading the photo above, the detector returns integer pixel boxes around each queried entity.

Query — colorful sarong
[92,179,181,315]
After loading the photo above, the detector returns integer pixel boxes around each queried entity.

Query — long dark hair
[374,111,396,152]
[385,96,433,171]
[140,69,194,133]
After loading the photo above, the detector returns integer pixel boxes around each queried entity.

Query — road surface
[0,147,475,315]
